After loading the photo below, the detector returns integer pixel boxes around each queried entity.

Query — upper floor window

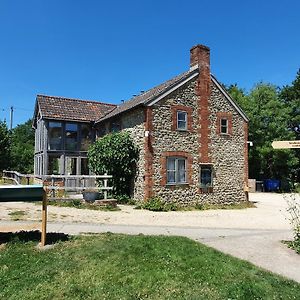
[172,105,192,132]
[81,124,93,151]
[220,118,228,134]
[177,111,187,131]
[65,123,78,151]
[110,122,121,133]
[48,121,62,150]
[167,157,187,184]
[217,112,232,136]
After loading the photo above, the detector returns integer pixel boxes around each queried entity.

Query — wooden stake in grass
[41,190,47,247]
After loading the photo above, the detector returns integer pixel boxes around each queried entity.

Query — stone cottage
[33,44,249,204]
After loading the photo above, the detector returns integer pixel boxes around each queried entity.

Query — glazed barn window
[48,122,62,150]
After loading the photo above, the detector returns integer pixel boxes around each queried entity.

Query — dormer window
[177,111,187,131]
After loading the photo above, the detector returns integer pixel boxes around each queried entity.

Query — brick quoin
[244,122,249,185]
[216,112,233,135]
[160,151,193,186]
[190,45,211,163]
[144,107,154,200]
[171,105,193,131]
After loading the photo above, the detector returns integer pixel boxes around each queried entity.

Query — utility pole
[10,106,13,130]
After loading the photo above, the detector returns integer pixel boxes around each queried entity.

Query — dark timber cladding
[33,95,116,178]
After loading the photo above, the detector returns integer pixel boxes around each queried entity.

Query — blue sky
[0,0,299,127]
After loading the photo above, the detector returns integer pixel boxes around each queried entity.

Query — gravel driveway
[1,192,300,282]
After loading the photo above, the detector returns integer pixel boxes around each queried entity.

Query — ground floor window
[65,157,77,175]
[199,165,213,192]
[167,157,187,184]
[48,155,61,175]
[81,157,89,175]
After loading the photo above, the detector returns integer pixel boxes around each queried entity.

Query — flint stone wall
[150,78,247,205]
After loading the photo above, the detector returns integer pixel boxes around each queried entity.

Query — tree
[228,83,298,186]
[280,69,300,137]
[88,131,139,197]
[0,121,11,171]
[10,119,35,173]
[280,69,300,181]
[226,84,249,112]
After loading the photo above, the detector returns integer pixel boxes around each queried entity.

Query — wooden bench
[0,185,47,246]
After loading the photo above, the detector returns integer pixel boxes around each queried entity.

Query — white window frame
[220,118,228,134]
[177,111,187,131]
[167,157,187,185]
[199,165,213,189]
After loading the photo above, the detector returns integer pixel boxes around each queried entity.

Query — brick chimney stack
[190,44,210,69]
[190,44,211,163]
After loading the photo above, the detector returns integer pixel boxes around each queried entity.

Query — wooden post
[51,175,55,198]
[41,190,47,246]
[104,173,108,200]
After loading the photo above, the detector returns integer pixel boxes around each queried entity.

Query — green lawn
[1,234,299,299]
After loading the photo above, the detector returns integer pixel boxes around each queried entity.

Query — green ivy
[88,131,139,197]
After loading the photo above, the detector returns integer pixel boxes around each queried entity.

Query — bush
[142,197,178,212]
[115,194,136,205]
[286,193,300,251]
[88,132,139,197]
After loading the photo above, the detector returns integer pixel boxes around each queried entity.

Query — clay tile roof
[36,95,116,123]
[97,67,199,123]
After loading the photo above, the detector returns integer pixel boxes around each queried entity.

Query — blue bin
[264,179,280,192]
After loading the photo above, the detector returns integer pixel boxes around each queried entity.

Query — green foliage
[48,199,120,211]
[88,131,139,197]
[228,82,299,186]
[280,69,300,137]
[0,121,11,171]
[142,196,178,211]
[1,234,300,299]
[286,193,300,250]
[115,194,136,205]
[10,119,35,173]
[280,69,300,180]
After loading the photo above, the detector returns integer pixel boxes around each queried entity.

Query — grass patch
[48,199,120,211]
[201,201,256,210]
[285,239,300,254]
[0,234,299,299]
[8,210,27,221]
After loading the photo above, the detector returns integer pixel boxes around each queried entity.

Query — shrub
[88,132,139,197]
[115,194,136,205]
[286,193,300,251]
[142,197,178,212]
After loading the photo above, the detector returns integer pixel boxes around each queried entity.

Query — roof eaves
[96,102,144,123]
[146,70,199,106]
[36,94,116,107]
[42,116,95,123]
[96,69,199,124]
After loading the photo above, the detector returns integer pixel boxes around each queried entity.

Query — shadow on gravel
[0,230,69,245]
